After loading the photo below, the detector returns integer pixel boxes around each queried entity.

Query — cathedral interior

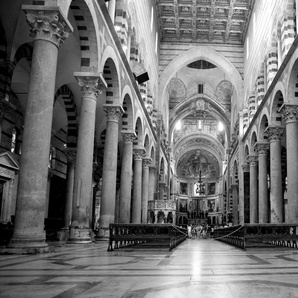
[1,0,298,297]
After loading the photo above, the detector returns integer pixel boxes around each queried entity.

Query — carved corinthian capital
[22,6,73,47]
[264,126,285,141]
[104,104,124,123]
[247,154,258,166]
[279,103,298,124]
[133,145,146,160]
[74,72,107,98]
[121,130,136,143]
[254,142,269,156]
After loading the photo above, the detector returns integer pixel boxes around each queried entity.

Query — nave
[1,239,298,298]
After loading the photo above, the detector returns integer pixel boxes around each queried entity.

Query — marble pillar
[68,74,105,244]
[98,105,124,237]
[63,149,76,229]
[148,166,157,202]
[141,157,152,223]
[231,184,239,225]
[119,131,136,223]
[132,146,145,223]
[242,163,250,223]
[280,104,298,223]
[247,154,258,223]
[255,142,269,223]
[8,6,72,252]
[265,126,284,223]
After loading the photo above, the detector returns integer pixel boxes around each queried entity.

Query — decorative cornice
[279,103,298,124]
[22,6,73,47]
[264,126,285,141]
[104,104,124,123]
[254,141,269,156]
[74,73,107,98]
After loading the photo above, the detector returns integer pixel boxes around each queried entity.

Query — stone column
[98,105,124,237]
[68,74,105,244]
[2,178,14,223]
[9,6,72,252]
[231,184,239,225]
[280,104,298,222]
[148,166,156,202]
[141,157,152,223]
[255,142,269,223]
[0,106,5,144]
[132,146,145,223]
[119,131,136,223]
[247,154,258,223]
[63,149,76,229]
[242,163,250,223]
[265,126,284,223]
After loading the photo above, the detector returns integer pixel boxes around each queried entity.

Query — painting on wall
[180,182,188,195]
[179,199,188,212]
[207,199,216,212]
[208,182,216,195]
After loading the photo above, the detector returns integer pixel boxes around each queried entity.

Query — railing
[108,224,187,251]
[214,224,298,250]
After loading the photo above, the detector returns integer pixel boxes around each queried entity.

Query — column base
[57,228,70,241]
[2,238,52,254]
[94,226,109,241]
[67,227,92,244]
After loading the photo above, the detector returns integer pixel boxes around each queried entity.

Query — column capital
[121,130,136,143]
[149,166,157,174]
[133,145,146,160]
[279,103,298,123]
[242,163,250,172]
[142,157,152,168]
[22,5,73,47]
[254,141,269,156]
[247,154,258,166]
[74,72,107,98]
[230,184,239,190]
[103,104,124,123]
[63,148,76,162]
[264,125,285,141]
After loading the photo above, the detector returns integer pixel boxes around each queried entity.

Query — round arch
[159,46,243,111]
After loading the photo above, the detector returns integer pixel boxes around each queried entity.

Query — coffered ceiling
[156,0,255,44]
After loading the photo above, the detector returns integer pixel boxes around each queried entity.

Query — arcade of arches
[1,0,298,253]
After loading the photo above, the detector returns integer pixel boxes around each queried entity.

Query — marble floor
[1,238,298,298]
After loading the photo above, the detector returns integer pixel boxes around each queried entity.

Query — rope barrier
[212,225,244,240]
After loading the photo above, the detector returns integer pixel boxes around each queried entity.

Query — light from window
[151,7,154,31]
[11,128,16,153]
[155,32,158,54]
[198,120,202,130]
[218,121,224,132]
[198,84,204,94]
[175,120,181,130]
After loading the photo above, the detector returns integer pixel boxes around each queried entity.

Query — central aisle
[0,238,298,297]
